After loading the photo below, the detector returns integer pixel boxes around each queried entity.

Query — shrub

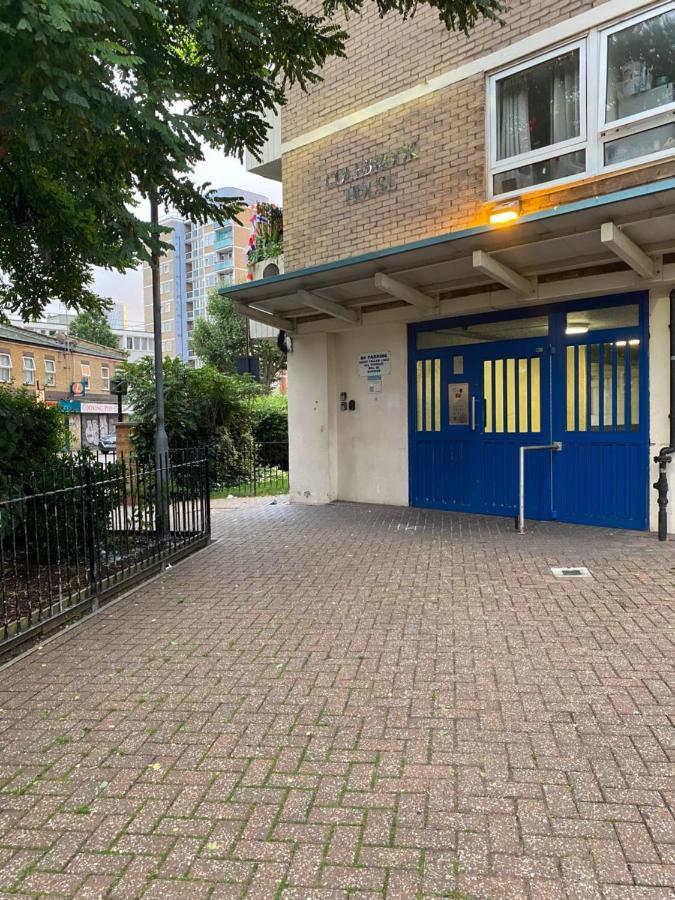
[124,357,259,460]
[0,387,65,487]
[251,394,288,468]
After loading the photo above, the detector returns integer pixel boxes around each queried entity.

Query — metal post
[150,193,170,544]
[517,442,562,535]
[83,463,98,609]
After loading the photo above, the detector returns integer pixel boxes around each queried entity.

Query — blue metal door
[410,337,552,519]
[409,293,649,529]
[551,304,649,529]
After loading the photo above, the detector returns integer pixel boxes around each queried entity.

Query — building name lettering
[325,141,419,203]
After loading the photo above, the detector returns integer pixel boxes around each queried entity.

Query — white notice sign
[358,351,391,377]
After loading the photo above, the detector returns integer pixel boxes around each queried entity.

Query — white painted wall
[287,332,337,504]
[334,324,408,505]
[287,323,409,507]
[648,288,672,532]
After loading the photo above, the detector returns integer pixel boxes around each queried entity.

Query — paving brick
[0,502,672,900]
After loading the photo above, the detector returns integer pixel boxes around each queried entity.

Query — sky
[73,147,283,327]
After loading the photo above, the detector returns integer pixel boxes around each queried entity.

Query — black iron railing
[0,450,210,653]
[208,439,289,497]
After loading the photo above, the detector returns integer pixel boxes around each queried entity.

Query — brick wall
[283,0,597,143]
[281,0,675,271]
[0,341,124,401]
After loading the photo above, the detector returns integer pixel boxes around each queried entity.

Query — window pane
[530,357,541,433]
[577,344,587,432]
[506,358,516,433]
[603,344,614,430]
[494,150,585,194]
[567,304,638,333]
[497,49,580,160]
[417,316,548,349]
[629,340,640,430]
[484,360,493,433]
[434,359,441,431]
[616,343,626,430]
[494,359,504,433]
[605,9,675,123]
[590,344,600,431]
[566,345,575,431]
[425,360,432,431]
[604,122,675,166]
[518,359,528,432]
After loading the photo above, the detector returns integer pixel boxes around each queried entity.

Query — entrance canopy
[224,178,675,334]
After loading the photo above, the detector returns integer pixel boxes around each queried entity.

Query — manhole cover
[551,566,591,578]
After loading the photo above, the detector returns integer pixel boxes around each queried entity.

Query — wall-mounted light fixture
[489,199,521,225]
[565,325,589,335]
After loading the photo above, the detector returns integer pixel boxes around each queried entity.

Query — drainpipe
[653,289,675,541]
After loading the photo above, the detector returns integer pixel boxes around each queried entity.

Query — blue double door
[411,338,553,520]
[409,295,649,529]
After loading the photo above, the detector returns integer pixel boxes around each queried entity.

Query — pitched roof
[0,323,126,361]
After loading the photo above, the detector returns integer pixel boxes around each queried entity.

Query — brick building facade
[0,323,126,451]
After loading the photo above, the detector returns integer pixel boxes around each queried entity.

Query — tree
[69,309,118,349]
[0,0,504,320]
[191,293,286,392]
[124,356,259,460]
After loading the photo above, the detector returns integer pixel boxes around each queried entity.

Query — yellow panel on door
[506,359,516,433]
[484,360,493,433]
[530,356,541,433]
[494,359,504,433]
[518,359,528,432]
[416,361,423,432]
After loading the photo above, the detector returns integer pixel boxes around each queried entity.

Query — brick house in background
[0,323,127,451]
[235,0,675,532]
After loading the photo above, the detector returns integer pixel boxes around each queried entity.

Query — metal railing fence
[0,449,210,654]
[207,439,289,497]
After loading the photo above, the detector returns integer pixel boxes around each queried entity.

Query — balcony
[214,257,233,271]
[245,107,282,182]
[213,230,233,250]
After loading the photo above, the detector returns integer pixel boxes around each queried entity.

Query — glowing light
[489,199,521,226]
[566,326,589,335]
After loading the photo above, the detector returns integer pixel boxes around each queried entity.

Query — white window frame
[22,356,36,385]
[101,365,110,391]
[44,358,56,386]
[488,1,675,198]
[0,352,12,382]
[488,39,588,199]
[599,1,675,174]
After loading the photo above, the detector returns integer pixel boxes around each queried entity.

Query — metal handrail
[517,442,562,534]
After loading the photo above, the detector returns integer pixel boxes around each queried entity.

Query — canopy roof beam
[296,289,360,323]
[374,272,438,312]
[233,302,294,333]
[472,250,534,298]
[600,221,657,280]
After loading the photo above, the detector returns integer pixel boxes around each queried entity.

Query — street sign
[71,381,86,397]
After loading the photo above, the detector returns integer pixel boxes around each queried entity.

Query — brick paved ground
[0,502,673,899]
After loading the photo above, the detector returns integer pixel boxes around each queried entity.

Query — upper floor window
[101,365,110,391]
[0,353,12,382]
[80,362,91,387]
[489,2,675,197]
[22,356,36,385]
[44,358,56,386]
[602,5,675,167]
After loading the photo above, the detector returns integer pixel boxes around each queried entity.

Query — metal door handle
[471,396,476,431]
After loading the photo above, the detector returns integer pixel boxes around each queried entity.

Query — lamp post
[150,193,170,541]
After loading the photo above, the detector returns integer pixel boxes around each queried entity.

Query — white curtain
[551,59,579,144]
[499,77,530,159]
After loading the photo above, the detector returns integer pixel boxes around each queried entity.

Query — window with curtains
[489,2,675,197]
[491,43,586,196]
